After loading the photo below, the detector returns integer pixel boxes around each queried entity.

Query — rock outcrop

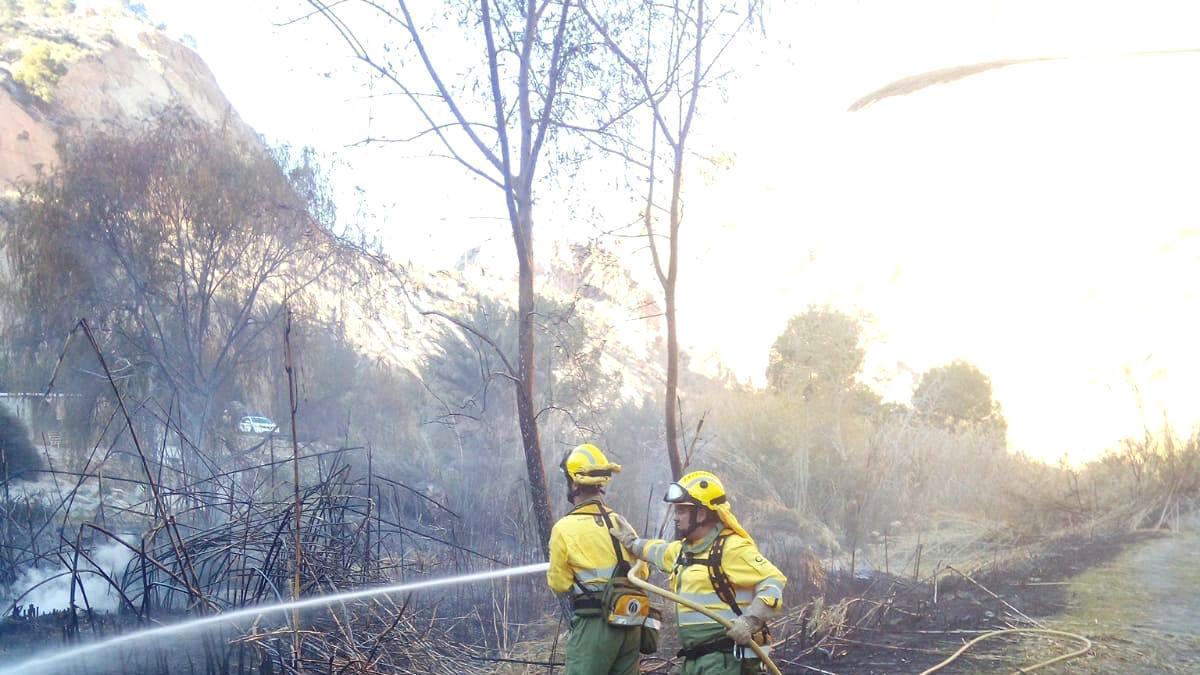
[0,5,255,187]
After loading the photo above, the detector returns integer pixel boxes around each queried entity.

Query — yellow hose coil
[920,627,1093,674]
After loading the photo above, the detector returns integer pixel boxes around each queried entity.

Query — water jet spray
[0,561,550,675]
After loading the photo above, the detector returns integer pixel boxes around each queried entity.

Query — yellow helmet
[664,470,752,542]
[561,443,622,488]
[664,471,727,508]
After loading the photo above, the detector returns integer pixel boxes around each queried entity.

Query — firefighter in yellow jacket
[610,471,786,674]
[547,444,646,675]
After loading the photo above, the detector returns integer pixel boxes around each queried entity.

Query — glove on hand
[608,513,639,549]
[724,598,774,646]
[725,614,764,646]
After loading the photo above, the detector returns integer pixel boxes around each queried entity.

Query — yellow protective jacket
[635,527,786,627]
[547,501,646,596]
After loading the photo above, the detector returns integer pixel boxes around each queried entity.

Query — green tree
[416,292,623,549]
[913,360,1007,440]
[1,109,339,449]
[424,294,621,453]
[766,308,865,397]
[12,40,68,102]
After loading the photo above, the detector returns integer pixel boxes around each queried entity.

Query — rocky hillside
[0,1,671,400]
[0,2,257,186]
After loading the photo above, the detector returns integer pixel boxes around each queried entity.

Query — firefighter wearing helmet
[547,444,651,674]
[609,471,786,674]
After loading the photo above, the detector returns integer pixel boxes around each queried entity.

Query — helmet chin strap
[562,462,578,504]
[676,506,712,539]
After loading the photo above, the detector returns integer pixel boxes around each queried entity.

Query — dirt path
[983,530,1200,673]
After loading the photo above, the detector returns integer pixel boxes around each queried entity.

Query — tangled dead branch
[0,328,541,674]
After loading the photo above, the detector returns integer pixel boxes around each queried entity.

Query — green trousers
[565,614,641,675]
[679,650,762,675]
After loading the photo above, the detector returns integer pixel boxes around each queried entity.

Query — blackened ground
[768,529,1170,674]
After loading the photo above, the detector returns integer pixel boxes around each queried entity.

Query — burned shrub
[0,406,42,478]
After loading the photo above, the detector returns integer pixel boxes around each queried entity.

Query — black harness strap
[673,533,774,659]
[566,502,630,600]
[596,503,631,578]
[673,533,742,617]
[707,534,742,617]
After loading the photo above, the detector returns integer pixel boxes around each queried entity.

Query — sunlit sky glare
[140,0,1200,464]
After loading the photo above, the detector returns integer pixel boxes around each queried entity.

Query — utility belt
[570,591,603,615]
[570,583,660,629]
[571,580,661,656]
[677,636,771,662]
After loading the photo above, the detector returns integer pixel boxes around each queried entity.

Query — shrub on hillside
[12,40,68,101]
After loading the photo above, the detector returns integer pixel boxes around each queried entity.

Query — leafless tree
[302,0,592,554]
[580,0,761,478]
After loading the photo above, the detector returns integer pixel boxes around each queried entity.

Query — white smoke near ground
[3,541,135,613]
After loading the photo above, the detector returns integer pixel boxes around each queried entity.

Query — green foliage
[766,307,864,396]
[913,359,1007,442]
[122,0,148,22]
[697,313,1027,552]
[590,394,665,517]
[424,293,621,438]
[9,0,75,17]
[711,385,873,520]
[12,39,67,101]
[256,317,426,467]
[408,289,637,543]
[914,360,990,422]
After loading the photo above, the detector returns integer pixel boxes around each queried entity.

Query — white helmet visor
[663,482,689,503]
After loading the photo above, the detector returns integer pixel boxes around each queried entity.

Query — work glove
[725,614,765,646]
[608,513,640,550]
[724,599,774,646]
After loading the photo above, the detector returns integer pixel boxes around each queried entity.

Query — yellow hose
[919,627,1093,674]
[627,561,784,675]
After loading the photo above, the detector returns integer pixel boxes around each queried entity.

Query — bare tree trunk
[664,266,683,480]
[284,309,303,671]
[309,0,573,556]
[583,0,750,481]
[1,445,9,577]
[663,142,688,479]
[514,202,552,559]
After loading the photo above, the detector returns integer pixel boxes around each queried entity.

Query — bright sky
[142,0,1200,463]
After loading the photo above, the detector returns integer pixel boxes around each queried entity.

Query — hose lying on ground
[919,627,1093,674]
[629,559,1088,675]
[627,560,784,675]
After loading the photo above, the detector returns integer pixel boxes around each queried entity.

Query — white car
[238,415,278,434]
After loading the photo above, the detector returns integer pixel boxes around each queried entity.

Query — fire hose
[628,560,783,675]
[918,627,1092,674]
[626,561,1088,675]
